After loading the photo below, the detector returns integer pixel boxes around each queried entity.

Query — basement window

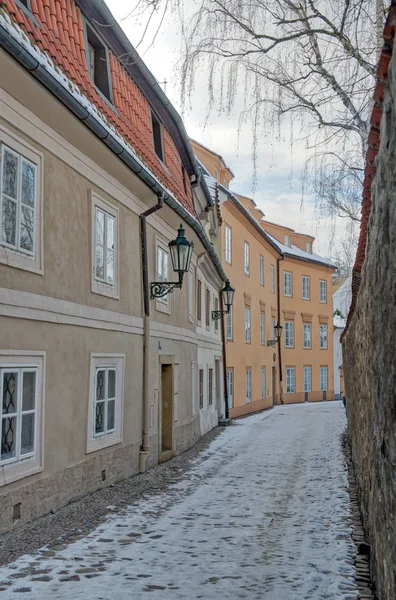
[151,111,164,162]
[85,23,113,103]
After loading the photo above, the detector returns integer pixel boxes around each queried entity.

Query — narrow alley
[0,402,360,600]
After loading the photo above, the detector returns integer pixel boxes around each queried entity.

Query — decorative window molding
[284,321,294,348]
[320,366,328,391]
[91,192,119,300]
[245,368,252,404]
[304,366,312,392]
[225,225,232,264]
[244,293,251,307]
[302,275,310,300]
[227,368,233,409]
[319,279,327,303]
[320,324,328,349]
[260,312,265,345]
[155,239,170,314]
[0,351,45,486]
[245,307,251,343]
[244,241,250,275]
[226,304,233,341]
[271,264,275,293]
[303,323,311,349]
[87,354,124,453]
[284,271,292,297]
[259,254,264,286]
[0,126,43,275]
[261,366,266,398]
[286,367,295,394]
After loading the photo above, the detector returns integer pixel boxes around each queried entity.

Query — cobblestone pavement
[0,402,361,599]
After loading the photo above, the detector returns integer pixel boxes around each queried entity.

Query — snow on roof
[265,234,336,269]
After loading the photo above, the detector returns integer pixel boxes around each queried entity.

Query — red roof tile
[1,0,195,216]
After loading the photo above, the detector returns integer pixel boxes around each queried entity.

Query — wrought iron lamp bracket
[150,273,184,299]
[211,310,227,321]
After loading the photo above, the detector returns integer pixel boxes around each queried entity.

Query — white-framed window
[245,307,251,343]
[320,280,327,303]
[87,354,124,453]
[320,324,328,349]
[208,368,213,405]
[188,268,194,321]
[306,242,312,254]
[214,167,219,181]
[261,367,266,398]
[271,265,275,293]
[259,254,264,286]
[0,128,43,275]
[156,243,170,311]
[271,317,275,342]
[225,224,232,264]
[284,321,294,348]
[205,288,211,329]
[260,313,265,345]
[224,178,228,189]
[199,369,204,409]
[304,366,312,392]
[286,367,295,394]
[320,366,328,391]
[244,241,250,275]
[302,275,310,300]
[226,304,233,340]
[0,351,44,485]
[214,297,219,333]
[92,193,119,299]
[246,368,252,404]
[284,271,292,297]
[227,368,233,408]
[285,234,290,247]
[191,362,196,416]
[303,323,311,349]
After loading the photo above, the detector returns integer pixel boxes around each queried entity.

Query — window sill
[0,458,43,487]
[0,246,43,276]
[86,433,122,454]
[156,299,171,314]
[92,279,119,300]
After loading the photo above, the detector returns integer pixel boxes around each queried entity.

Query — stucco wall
[343,48,396,600]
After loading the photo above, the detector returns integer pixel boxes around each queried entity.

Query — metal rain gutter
[0,14,224,280]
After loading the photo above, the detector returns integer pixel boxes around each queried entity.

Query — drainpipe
[139,192,165,473]
[219,292,229,419]
[277,257,284,404]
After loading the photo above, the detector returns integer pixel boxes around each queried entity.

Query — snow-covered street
[0,401,359,599]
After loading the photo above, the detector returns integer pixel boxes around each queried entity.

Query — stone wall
[343,43,396,600]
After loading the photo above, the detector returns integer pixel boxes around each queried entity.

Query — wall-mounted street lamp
[150,224,194,299]
[267,321,283,346]
[212,280,235,320]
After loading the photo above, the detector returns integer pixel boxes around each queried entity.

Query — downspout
[277,257,284,404]
[139,192,165,473]
[219,293,229,419]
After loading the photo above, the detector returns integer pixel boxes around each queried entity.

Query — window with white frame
[188,268,194,321]
[224,178,228,189]
[306,242,312,254]
[320,366,328,391]
[260,312,265,345]
[244,241,250,275]
[199,369,204,409]
[245,307,251,343]
[214,297,219,333]
[227,368,233,408]
[225,225,232,264]
[320,324,328,349]
[245,368,252,403]
[302,275,310,300]
[0,352,44,484]
[284,321,294,347]
[208,368,213,405]
[156,245,169,306]
[191,362,196,416]
[260,254,264,286]
[92,194,118,298]
[214,167,219,181]
[304,366,312,392]
[320,280,327,303]
[261,367,266,398]
[205,288,211,328]
[87,354,124,453]
[285,234,290,247]
[284,271,292,296]
[226,304,233,340]
[286,367,295,394]
[271,264,275,293]
[0,133,43,275]
[303,323,311,349]
[271,317,275,342]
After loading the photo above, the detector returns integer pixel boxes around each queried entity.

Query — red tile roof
[342,2,396,341]
[1,0,195,216]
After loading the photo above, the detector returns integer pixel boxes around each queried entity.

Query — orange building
[193,142,336,415]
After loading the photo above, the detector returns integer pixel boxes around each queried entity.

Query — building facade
[0,0,227,532]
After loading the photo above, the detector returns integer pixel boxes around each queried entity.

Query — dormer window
[306,242,312,254]
[285,234,290,247]
[214,168,219,181]
[151,111,164,163]
[224,178,228,189]
[85,22,113,103]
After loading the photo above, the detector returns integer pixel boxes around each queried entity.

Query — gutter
[0,12,223,280]
[276,257,284,405]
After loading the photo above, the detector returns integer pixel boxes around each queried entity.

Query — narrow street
[0,402,358,600]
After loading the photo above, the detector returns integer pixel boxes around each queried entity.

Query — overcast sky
[105,0,350,257]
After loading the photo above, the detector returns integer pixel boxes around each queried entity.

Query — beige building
[0,0,228,532]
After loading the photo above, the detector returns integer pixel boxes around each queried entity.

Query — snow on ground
[0,401,358,600]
